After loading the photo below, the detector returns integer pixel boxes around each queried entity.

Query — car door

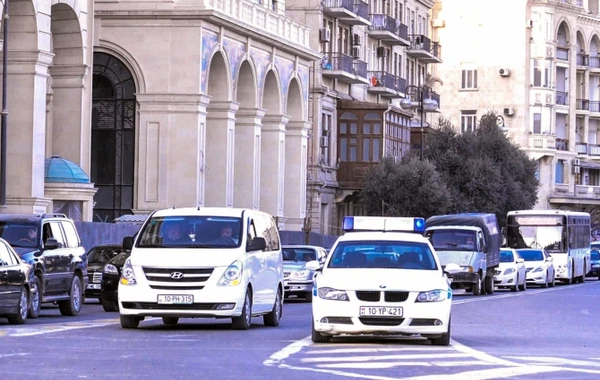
[0,244,9,308]
[41,222,66,294]
[0,241,22,307]
[245,216,267,310]
[515,251,526,283]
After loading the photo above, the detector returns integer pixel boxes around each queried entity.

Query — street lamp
[399,85,439,160]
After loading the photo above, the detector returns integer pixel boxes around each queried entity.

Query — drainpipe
[0,0,9,207]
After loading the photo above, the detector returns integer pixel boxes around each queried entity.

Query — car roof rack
[42,213,67,218]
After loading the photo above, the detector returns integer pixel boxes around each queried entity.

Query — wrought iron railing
[576,98,589,110]
[555,91,568,105]
[368,14,409,40]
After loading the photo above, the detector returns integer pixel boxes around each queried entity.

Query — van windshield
[136,216,243,249]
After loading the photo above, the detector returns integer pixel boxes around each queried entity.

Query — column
[234,108,265,210]
[49,64,89,168]
[2,51,54,213]
[283,120,310,231]
[135,94,210,210]
[261,115,288,218]
[205,101,239,207]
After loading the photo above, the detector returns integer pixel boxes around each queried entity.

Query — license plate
[359,306,403,317]
[158,295,194,304]
[87,284,101,290]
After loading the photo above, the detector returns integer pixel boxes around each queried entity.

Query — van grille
[142,267,214,290]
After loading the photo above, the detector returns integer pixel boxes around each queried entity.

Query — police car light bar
[343,216,426,233]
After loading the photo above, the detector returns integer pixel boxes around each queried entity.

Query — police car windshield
[136,216,243,248]
[328,241,438,270]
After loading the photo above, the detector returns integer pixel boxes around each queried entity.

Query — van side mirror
[516,258,524,264]
[44,238,60,250]
[123,236,134,250]
[247,237,267,252]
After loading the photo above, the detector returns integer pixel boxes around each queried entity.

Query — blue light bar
[342,216,426,233]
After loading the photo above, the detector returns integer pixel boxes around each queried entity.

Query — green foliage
[361,156,452,219]
[359,111,539,226]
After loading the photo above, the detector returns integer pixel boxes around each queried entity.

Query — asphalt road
[1,279,599,380]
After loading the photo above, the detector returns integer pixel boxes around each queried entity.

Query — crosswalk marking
[0,318,120,337]
[301,352,469,364]
[397,365,563,380]
[306,346,453,355]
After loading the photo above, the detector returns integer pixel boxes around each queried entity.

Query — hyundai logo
[170,272,184,279]
[379,285,387,289]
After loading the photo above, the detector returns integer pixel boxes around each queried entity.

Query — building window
[361,113,382,162]
[532,59,552,87]
[555,160,565,184]
[339,112,358,162]
[385,112,410,158]
[533,113,541,134]
[460,110,478,133]
[461,69,478,89]
[321,113,332,166]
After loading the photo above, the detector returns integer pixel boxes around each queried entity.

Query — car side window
[247,218,257,243]
[265,215,280,251]
[61,222,81,248]
[46,222,66,248]
[253,215,270,250]
[0,242,15,266]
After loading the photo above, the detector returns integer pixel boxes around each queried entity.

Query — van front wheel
[263,288,282,327]
[232,290,252,330]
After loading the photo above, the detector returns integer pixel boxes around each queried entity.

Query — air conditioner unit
[503,107,515,116]
[572,165,581,175]
[352,33,361,46]
[376,46,386,58]
[573,158,581,166]
[499,68,511,77]
[351,47,360,59]
[320,136,329,147]
[319,28,331,43]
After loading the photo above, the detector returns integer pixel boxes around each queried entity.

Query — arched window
[91,53,136,222]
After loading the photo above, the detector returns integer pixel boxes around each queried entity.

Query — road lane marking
[263,336,312,367]
[0,318,120,337]
[453,281,598,305]
[397,365,564,380]
[306,347,453,355]
[450,340,518,366]
[505,356,600,367]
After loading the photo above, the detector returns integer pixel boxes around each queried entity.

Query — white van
[118,207,284,330]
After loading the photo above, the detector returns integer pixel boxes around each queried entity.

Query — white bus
[506,210,591,284]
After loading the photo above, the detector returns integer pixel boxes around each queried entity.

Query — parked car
[0,237,31,324]
[516,248,556,288]
[0,213,87,317]
[587,243,600,279]
[282,245,328,302]
[494,248,527,291]
[85,244,125,301]
[100,249,131,312]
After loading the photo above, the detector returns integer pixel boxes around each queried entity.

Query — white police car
[306,216,460,345]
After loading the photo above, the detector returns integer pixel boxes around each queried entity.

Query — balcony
[576,142,588,155]
[367,71,405,97]
[576,98,589,111]
[556,138,569,151]
[406,34,442,63]
[528,133,556,158]
[556,91,568,106]
[590,144,600,156]
[577,54,589,67]
[322,0,370,26]
[321,52,369,84]
[590,101,600,113]
[367,14,410,46]
[556,47,569,61]
[430,91,441,110]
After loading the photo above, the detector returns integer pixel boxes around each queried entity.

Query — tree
[359,111,539,226]
[360,156,452,219]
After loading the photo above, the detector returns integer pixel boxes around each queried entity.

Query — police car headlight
[416,289,448,302]
[120,258,137,285]
[291,269,311,279]
[503,268,515,275]
[217,260,243,286]
[317,287,349,301]
[533,266,543,273]
[557,265,566,273]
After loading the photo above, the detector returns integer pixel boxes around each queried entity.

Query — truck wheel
[472,274,483,296]
[484,275,494,295]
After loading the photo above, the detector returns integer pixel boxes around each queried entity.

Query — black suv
[0,213,88,317]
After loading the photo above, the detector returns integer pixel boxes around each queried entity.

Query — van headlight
[416,289,448,302]
[217,260,243,286]
[120,258,137,285]
[317,287,349,301]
